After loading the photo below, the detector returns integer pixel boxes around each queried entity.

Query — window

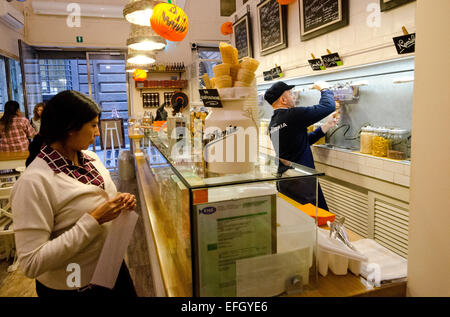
[0,55,24,113]
[8,59,24,109]
[197,47,222,88]
[0,58,7,112]
[39,59,73,95]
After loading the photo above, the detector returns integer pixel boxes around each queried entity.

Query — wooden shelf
[138,87,185,90]
[147,70,185,74]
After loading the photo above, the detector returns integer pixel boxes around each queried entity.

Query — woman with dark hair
[0,100,36,152]
[30,102,45,132]
[11,90,137,297]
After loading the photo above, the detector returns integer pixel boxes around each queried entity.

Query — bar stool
[102,121,122,171]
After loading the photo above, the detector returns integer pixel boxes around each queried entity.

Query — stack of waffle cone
[205,42,260,89]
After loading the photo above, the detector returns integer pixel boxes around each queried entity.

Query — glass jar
[372,127,389,157]
[387,129,409,160]
[360,126,374,154]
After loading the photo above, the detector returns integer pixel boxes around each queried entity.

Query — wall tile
[394,173,410,187]
[332,158,345,169]
[358,165,375,177]
[403,165,411,177]
[344,161,360,173]
[382,160,403,174]
[371,168,394,183]
[365,157,384,169]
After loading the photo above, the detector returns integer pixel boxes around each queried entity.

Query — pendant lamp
[123,0,156,26]
[126,62,147,72]
[127,23,167,51]
[127,48,156,65]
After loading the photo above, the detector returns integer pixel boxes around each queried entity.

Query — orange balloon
[133,69,147,81]
[277,0,296,4]
[150,3,189,42]
[221,22,233,35]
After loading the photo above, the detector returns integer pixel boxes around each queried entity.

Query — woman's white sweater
[11,150,118,290]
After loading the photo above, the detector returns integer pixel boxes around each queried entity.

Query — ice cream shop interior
[0,0,449,298]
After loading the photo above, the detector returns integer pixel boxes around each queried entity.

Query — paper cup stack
[202,42,260,90]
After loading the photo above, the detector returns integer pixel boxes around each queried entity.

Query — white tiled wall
[312,145,410,187]
[234,0,416,83]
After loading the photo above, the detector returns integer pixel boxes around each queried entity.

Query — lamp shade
[221,22,233,35]
[126,62,144,72]
[150,3,189,42]
[127,48,156,65]
[123,0,156,26]
[127,23,167,51]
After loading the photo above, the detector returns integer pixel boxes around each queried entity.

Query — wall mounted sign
[393,33,415,54]
[321,51,343,68]
[76,36,83,43]
[380,0,416,12]
[233,13,253,59]
[199,89,223,108]
[263,71,273,81]
[257,0,288,56]
[308,54,326,71]
[299,0,349,41]
[271,65,284,79]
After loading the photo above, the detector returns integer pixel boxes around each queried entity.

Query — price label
[199,89,223,108]
[321,53,343,68]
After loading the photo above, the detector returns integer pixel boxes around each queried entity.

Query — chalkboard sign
[199,89,223,108]
[321,52,343,68]
[308,58,326,71]
[380,0,415,12]
[263,71,273,81]
[392,33,415,54]
[233,13,253,59]
[299,0,349,41]
[257,0,288,56]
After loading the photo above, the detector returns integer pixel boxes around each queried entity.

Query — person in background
[154,102,168,121]
[265,81,338,210]
[11,90,137,297]
[0,100,36,152]
[31,102,45,133]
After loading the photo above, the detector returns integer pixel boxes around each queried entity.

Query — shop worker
[265,81,337,210]
[11,90,137,297]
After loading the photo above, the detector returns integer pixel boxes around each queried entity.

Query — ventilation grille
[374,198,409,258]
[319,178,369,238]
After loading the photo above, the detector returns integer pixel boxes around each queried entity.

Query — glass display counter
[135,131,324,297]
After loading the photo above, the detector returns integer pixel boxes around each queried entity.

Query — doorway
[18,41,130,166]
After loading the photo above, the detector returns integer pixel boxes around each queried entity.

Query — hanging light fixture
[123,0,155,26]
[127,23,167,51]
[127,48,156,65]
[125,62,147,72]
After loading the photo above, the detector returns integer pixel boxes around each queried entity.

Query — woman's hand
[90,193,136,225]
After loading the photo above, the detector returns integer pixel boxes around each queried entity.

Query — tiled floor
[0,170,155,297]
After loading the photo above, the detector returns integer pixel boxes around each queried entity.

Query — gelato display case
[135,131,324,297]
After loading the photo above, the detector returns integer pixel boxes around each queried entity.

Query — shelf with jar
[148,62,186,73]
[135,79,188,89]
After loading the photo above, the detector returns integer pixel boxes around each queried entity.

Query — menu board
[233,13,253,59]
[257,0,287,56]
[299,0,349,41]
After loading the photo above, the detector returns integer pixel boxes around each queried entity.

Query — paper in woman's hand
[90,210,139,289]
